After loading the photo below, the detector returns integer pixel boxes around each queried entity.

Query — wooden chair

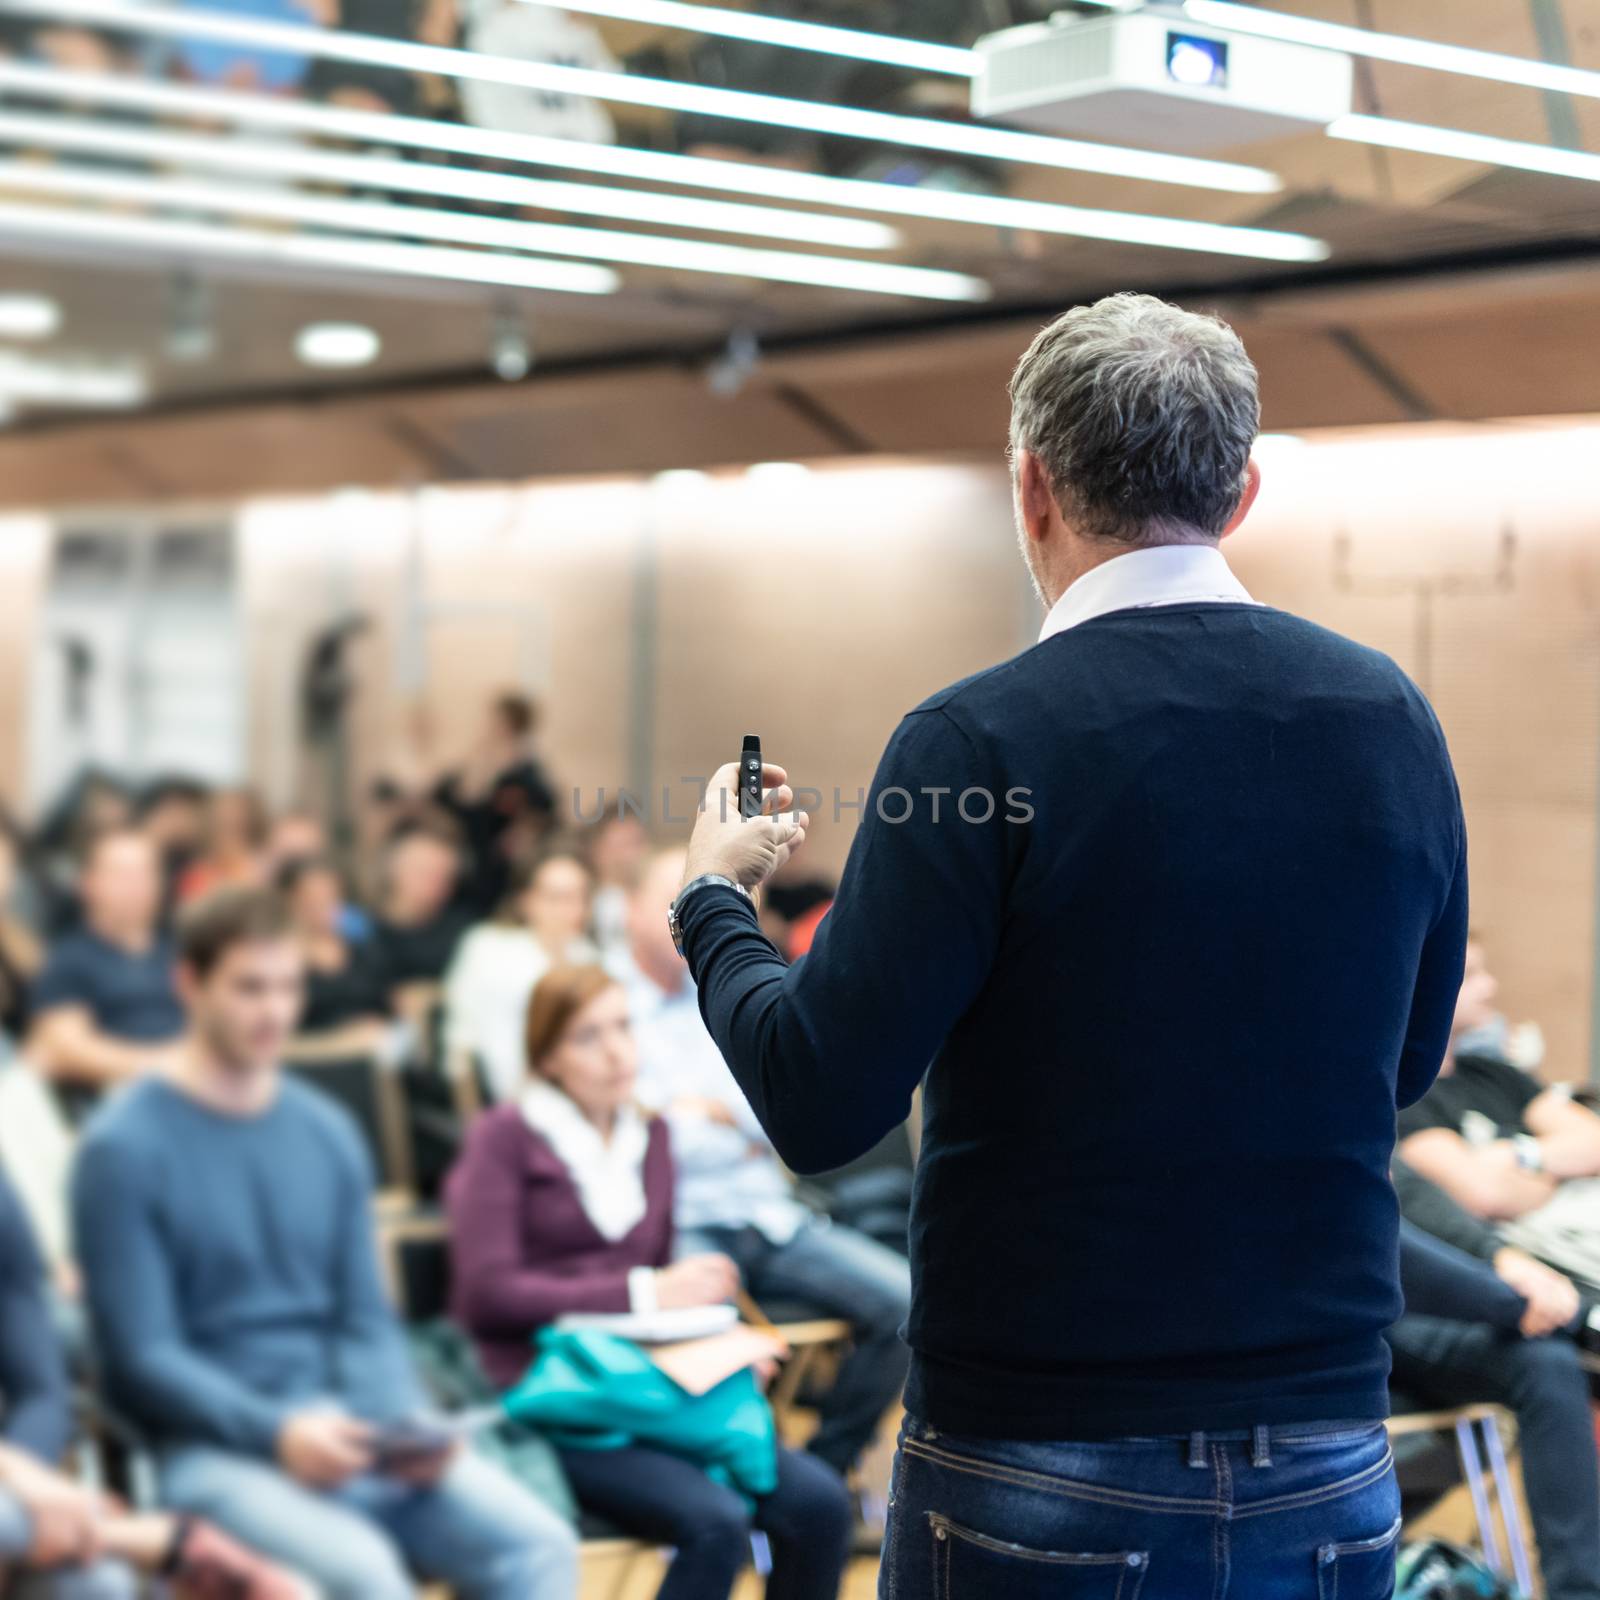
[285,1028,415,1200]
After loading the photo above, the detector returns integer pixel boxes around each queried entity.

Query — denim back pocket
[929,1512,1149,1599]
[1315,1514,1403,1600]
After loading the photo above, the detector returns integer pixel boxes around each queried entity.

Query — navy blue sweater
[681,602,1467,1440]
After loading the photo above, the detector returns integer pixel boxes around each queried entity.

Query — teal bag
[501,1328,779,1506]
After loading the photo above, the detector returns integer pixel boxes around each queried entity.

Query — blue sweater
[681,602,1467,1439]
[73,1077,423,1454]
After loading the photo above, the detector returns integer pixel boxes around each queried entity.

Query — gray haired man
[672,293,1467,1598]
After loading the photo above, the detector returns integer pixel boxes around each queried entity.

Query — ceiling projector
[972,6,1353,152]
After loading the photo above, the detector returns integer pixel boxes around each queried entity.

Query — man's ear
[1220,457,1262,539]
[1015,449,1056,544]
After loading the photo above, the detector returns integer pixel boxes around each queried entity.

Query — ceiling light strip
[0,160,995,300]
[0,63,1326,261]
[0,107,898,250]
[1185,0,1600,100]
[511,0,974,77]
[0,198,621,296]
[1329,112,1600,183]
[0,0,1280,192]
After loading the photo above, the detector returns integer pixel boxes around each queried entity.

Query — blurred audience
[1393,1159,1600,1600]
[1398,936,1600,1287]
[445,846,596,1105]
[2,1163,304,1600]
[584,811,648,963]
[372,821,473,990]
[0,826,43,1044]
[176,787,267,906]
[277,856,392,1041]
[619,849,910,1477]
[134,778,209,916]
[26,829,184,1114]
[72,889,580,1600]
[446,963,852,1600]
[456,1,619,144]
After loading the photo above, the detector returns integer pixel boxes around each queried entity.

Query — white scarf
[519,1078,650,1242]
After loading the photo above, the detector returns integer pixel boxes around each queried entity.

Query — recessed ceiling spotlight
[296,321,381,369]
[0,294,61,340]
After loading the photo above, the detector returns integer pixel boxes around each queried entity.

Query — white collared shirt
[1037,543,1259,644]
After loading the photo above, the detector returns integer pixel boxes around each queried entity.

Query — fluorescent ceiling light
[515,0,973,77]
[0,293,60,339]
[0,0,1280,193]
[0,352,146,408]
[0,64,1325,262]
[745,461,812,485]
[652,468,711,490]
[0,198,620,297]
[297,323,381,368]
[1185,1,1600,100]
[1330,113,1600,184]
[0,110,898,252]
[0,161,992,301]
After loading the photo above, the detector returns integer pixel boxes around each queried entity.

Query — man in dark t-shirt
[25,830,183,1114]
[1398,937,1600,1226]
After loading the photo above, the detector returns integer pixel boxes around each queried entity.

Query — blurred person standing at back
[433,693,559,914]
[671,293,1468,1598]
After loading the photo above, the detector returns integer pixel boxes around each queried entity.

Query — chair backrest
[285,1051,414,1195]
[378,1212,454,1323]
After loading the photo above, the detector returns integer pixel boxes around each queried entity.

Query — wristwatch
[1511,1133,1546,1174]
[668,874,754,956]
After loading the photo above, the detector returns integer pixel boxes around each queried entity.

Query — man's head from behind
[1008,292,1262,605]
[175,888,305,1074]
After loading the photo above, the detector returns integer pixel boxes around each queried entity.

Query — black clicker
[739,734,763,819]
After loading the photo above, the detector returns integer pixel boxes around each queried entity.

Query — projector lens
[1167,31,1229,89]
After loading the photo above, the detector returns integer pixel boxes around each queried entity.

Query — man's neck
[168,1038,279,1117]
[1040,529,1218,611]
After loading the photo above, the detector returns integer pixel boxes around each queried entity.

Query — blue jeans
[682,1216,911,1473]
[160,1444,579,1600]
[881,1415,1400,1599]
[557,1443,852,1600]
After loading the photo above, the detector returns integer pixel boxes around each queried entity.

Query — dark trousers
[683,1217,911,1474]
[557,1444,852,1600]
[1388,1314,1600,1600]
[882,1414,1399,1598]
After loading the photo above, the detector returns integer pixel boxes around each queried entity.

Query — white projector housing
[972,10,1353,152]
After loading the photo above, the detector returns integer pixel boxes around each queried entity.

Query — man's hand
[1494,1246,1581,1338]
[383,1439,460,1489]
[667,1096,739,1129]
[683,762,808,894]
[0,1451,109,1569]
[656,1254,741,1309]
[276,1411,376,1488]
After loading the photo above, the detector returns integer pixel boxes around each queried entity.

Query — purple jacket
[445,1104,675,1389]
